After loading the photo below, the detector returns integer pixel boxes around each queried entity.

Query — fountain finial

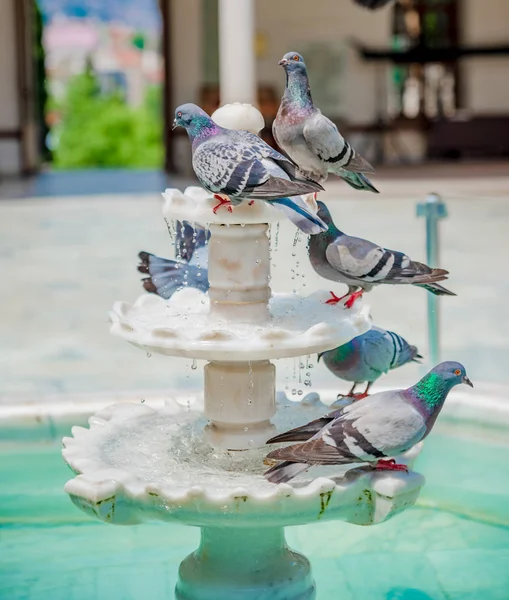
[212,103,265,134]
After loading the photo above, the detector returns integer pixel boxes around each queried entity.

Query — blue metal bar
[416,193,448,366]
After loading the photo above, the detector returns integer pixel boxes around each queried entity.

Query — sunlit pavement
[1,164,508,402]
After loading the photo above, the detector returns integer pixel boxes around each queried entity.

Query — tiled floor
[0,166,508,401]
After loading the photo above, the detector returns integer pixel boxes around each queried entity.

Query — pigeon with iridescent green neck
[264,361,473,484]
[274,52,378,193]
[308,200,455,309]
[172,103,327,234]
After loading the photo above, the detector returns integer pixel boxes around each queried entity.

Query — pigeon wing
[326,236,449,286]
[303,113,375,173]
[360,328,396,375]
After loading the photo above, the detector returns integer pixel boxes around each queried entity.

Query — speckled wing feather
[303,112,375,173]
[193,136,322,200]
[325,236,449,286]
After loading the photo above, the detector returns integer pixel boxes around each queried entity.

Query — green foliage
[52,68,163,169]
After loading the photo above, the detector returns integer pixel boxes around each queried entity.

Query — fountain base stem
[175,526,316,600]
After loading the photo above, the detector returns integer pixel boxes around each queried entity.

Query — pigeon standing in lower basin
[318,326,422,400]
[264,361,473,484]
[308,200,455,308]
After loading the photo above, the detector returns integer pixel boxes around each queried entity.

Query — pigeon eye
[454,369,461,376]
[177,111,182,118]
[293,54,300,61]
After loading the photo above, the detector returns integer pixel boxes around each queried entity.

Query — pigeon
[274,52,378,193]
[318,326,422,400]
[264,361,473,483]
[353,0,393,9]
[308,200,455,308]
[172,103,327,234]
[138,220,209,299]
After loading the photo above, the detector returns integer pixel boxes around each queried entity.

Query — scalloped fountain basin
[109,288,370,361]
[63,395,424,529]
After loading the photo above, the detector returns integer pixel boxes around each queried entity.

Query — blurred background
[0,0,508,402]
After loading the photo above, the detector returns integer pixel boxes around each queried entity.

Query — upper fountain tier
[112,187,371,362]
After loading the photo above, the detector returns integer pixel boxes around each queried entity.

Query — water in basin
[1,418,508,600]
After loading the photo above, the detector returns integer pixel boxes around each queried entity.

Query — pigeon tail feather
[266,416,335,444]
[264,461,309,484]
[270,196,327,234]
[416,282,456,296]
[339,171,379,193]
[137,251,209,300]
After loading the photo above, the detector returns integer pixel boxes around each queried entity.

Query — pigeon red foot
[325,291,348,305]
[375,459,408,473]
[212,194,233,214]
[344,289,364,309]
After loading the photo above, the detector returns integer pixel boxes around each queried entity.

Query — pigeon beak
[171,119,178,131]
[278,59,288,67]
[462,375,474,388]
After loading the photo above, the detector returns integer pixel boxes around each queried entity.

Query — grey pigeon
[274,52,378,193]
[172,103,327,233]
[308,200,455,308]
[138,221,209,299]
[264,361,473,483]
[318,326,422,400]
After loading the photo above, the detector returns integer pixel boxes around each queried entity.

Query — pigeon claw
[248,201,255,206]
[375,459,408,473]
[344,289,364,309]
[212,194,233,214]
[325,291,347,305]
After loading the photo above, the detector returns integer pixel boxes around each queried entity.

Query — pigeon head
[172,103,219,142]
[431,361,473,388]
[279,52,307,74]
[411,361,472,415]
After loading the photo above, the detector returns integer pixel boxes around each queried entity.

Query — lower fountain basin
[2,393,509,600]
[62,394,424,529]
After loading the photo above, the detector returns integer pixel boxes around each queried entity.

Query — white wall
[256,0,391,124]
[0,0,21,175]
[462,0,509,114]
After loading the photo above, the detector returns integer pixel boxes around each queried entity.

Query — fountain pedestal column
[204,222,276,449]
[176,526,315,600]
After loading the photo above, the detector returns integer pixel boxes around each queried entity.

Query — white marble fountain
[62,105,425,600]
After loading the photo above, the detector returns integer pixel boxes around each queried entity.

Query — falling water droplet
[140,398,145,403]
[291,389,297,396]
[275,222,280,250]
[297,390,303,396]
[164,217,174,241]
[146,351,152,358]
[191,359,197,370]
[247,361,254,404]
[304,380,311,386]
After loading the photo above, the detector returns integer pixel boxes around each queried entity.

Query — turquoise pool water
[1,421,508,600]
